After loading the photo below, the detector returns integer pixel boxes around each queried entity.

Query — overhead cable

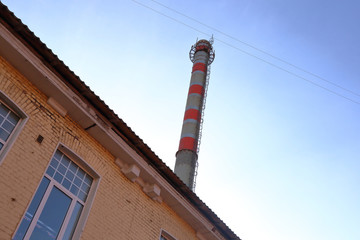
[148,0,360,99]
[130,0,360,105]
[148,0,360,98]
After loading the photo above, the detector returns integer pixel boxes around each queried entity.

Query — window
[0,102,20,150]
[0,91,27,164]
[13,149,95,240]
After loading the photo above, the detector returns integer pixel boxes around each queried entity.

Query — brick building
[0,3,239,240]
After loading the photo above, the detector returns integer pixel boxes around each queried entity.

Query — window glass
[13,177,50,240]
[62,202,83,240]
[0,103,9,116]
[47,150,92,203]
[0,102,20,151]
[29,187,71,240]
[8,111,19,125]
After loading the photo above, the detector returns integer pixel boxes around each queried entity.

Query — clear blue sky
[3,0,360,239]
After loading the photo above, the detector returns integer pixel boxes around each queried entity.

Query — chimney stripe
[190,80,205,87]
[183,119,198,124]
[184,108,200,121]
[195,44,210,53]
[185,105,200,111]
[179,137,197,151]
[189,84,204,95]
[180,133,196,139]
[192,63,207,73]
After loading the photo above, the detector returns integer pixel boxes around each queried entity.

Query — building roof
[0,3,240,240]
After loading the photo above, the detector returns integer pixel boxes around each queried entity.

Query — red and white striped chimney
[174,39,215,190]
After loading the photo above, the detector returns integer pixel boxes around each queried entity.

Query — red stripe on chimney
[195,44,210,53]
[184,109,200,121]
[192,63,207,73]
[179,137,196,151]
[188,84,204,95]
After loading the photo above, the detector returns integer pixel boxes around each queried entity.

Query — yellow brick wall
[0,56,198,240]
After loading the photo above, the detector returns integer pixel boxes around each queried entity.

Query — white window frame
[0,90,28,165]
[21,178,81,239]
[12,144,100,240]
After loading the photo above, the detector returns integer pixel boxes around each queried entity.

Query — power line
[130,0,360,105]
[148,0,360,99]
[215,38,360,105]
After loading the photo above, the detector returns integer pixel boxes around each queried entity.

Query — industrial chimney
[174,38,215,190]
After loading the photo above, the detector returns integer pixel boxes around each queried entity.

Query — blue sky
[3,0,360,239]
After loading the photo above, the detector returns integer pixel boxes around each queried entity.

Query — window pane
[0,128,10,141]
[58,164,66,175]
[13,177,50,240]
[0,142,3,150]
[73,177,82,187]
[60,155,71,167]
[3,119,15,132]
[62,178,71,190]
[65,170,74,181]
[49,158,59,169]
[70,185,79,196]
[62,202,83,240]
[69,162,77,173]
[54,172,64,183]
[76,168,85,180]
[53,152,62,162]
[29,187,71,240]
[0,103,19,145]
[8,111,20,125]
[0,103,9,116]
[46,166,55,178]
[84,175,92,185]
[80,182,90,193]
[78,190,87,202]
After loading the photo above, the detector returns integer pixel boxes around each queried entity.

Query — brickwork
[0,56,198,240]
